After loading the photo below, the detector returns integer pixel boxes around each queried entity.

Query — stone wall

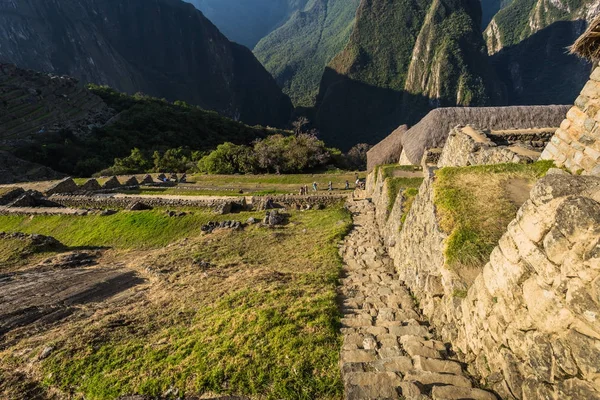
[49,194,246,211]
[251,194,347,210]
[541,66,600,175]
[389,171,600,399]
[438,126,548,168]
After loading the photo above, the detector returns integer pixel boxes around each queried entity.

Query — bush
[198,143,257,174]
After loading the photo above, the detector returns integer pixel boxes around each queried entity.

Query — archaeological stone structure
[352,19,600,399]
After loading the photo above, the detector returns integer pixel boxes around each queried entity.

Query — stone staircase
[338,199,497,400]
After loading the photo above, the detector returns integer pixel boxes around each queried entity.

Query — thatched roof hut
[400,105,570,165]
[571,15,600,62]
[366,125,408,172]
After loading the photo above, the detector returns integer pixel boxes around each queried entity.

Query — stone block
[341,349,377,363]
[557,378,600,399]
[388,325,431,338]
[561,118,572,130]
[543,227,572,265]
[372,356,413,372]
[412,355,463,374]
[551,339,579,378]
[509,220,559,285]
[556,127,573,144]
[516,200,555,243]
[402,341,441,359]
[345,372,403,399]
[565,329,600,378]
[592,67,600,82]
[403,370,472,388]
[522,277,574,333]
[581,80,600,100]
[431,385,498,400]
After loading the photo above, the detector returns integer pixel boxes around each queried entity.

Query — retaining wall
[378,170,600,399]
[541,66,600,175]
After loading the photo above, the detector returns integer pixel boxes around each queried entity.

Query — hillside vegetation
[254,0,361,107]
[13,86,286,177]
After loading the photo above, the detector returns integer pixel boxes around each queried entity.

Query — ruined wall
[438,126,547,168]
[390,172,600,399]
[541,67,600,175]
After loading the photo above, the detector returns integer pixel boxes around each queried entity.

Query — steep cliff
[484,0,600,52]
[0,0,293,128]
[254,0,361,107]
[484,0,598,105]
[314,0,502,150]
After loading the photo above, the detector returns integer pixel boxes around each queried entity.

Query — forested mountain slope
[313,0,503,149]
[0,0,293,128]
[254,0,361,107]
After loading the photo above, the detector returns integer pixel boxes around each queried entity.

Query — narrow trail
[338,199,496,400]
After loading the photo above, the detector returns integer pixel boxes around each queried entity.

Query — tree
[198,142,257,174]
[345,143,372,170]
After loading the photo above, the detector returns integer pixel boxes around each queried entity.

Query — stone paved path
[338,199,497,400]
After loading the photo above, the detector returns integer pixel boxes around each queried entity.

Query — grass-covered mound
[0,206,351,399]
[434,161,554,271]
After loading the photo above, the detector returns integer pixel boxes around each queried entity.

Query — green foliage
[400,187,419,227]
[254,0,361,106]
[198,142,257,174]
[386,177,423,214]
[199,133,335,174]
[13,86,286,177]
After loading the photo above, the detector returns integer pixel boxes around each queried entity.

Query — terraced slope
[0,64,113,144]
[254,0,361,107]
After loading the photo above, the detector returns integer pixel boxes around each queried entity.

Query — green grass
[434,161,553,271]
[190,171,363,186]
[386,177,423,215]
[0,210,263,250]
[400,187,419,227]
[38,207,352,399]
[119,187,290,197]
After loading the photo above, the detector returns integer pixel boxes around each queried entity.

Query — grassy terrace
[0,206,351,399]
[434,161,554,272]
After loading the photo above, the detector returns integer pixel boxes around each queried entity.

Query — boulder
[128,201,152,211]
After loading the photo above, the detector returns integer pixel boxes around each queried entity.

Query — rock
[38,346,54,360]
[263,210,286,226]
[403,370,472,388]
[128,201,152,211]
[246,217,257,224]
[431,385,498,400]
[0,187,25,205]
[100,209,118,216]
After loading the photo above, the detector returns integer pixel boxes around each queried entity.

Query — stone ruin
[121,176,139,187]
[78,178,101,192]
[358,22,600,398]
[141,174,154,184]
[102,176,121,190]
[45,177,79,196]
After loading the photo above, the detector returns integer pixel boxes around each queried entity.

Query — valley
[1,1,600,399]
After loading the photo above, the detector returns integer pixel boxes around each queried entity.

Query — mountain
[254,0,361,107]
[0,0,293,128]
[484,0,600,52]
[186,0,309,49]
[484,0,598,106]
[313,0,503,150]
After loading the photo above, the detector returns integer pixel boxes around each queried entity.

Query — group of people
[298,176,363,195]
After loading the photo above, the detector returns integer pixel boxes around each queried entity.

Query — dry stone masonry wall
[438,126,550,168]
[541,66,600,175]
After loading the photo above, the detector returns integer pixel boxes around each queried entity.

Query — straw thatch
[571,15,600,61]
[400,105,570,165]
[366,124,408,172]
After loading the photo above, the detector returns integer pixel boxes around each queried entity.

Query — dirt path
[0,206,89,215]
[338,199,496,399]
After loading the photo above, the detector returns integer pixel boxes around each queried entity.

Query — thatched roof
[571,15,600,61]
[366,124,408,172]
[400,105,570,165]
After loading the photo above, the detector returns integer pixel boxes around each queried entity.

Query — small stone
[431,385,498,400]
[38,346,54,360]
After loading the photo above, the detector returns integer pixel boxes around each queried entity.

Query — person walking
[328,181,333,191]
[345,180,350,190]
[313,182,318,191]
